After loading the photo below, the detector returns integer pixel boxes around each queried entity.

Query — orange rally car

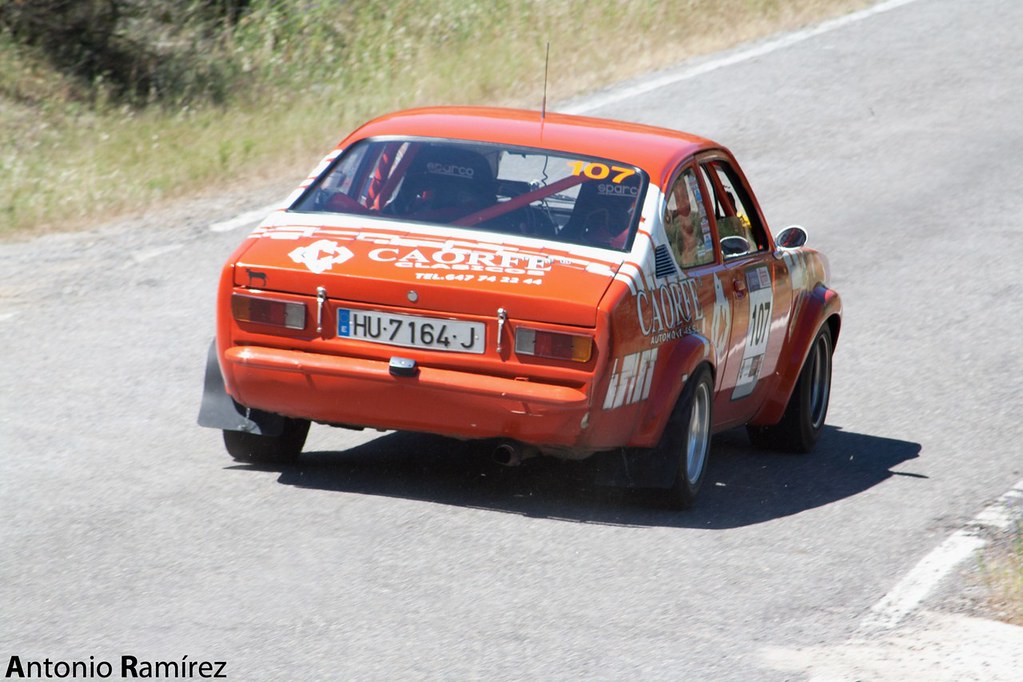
[198,107,841,508]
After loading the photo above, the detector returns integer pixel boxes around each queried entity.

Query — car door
[696,155,790,427]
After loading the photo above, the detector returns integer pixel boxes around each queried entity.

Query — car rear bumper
[222,346,597,448]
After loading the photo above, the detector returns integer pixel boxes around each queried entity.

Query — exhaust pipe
[492,441,538,466]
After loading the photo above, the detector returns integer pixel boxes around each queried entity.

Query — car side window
[664,167,714,269]
[701,160,768,258]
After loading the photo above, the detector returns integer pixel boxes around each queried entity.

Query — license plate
[337,309,485,354]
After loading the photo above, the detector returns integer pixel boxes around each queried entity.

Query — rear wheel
[748,325,832,453]
[222,418,310,464]
[655,366,714,509]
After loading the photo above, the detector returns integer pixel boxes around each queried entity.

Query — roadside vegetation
[980,526,1023,626]
[0,0,871,237]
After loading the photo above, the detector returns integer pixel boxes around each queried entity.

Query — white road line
[856,478,1023,636]
[856,532,986,635]
[129,243,184,264]
[564,0,923,115]
[209,203,279,232]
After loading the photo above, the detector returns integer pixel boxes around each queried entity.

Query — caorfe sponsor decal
[636,277,704,337]
[289,239,354,274]
[368,247,552,276]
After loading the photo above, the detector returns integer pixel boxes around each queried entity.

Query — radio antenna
[541,42,550,121]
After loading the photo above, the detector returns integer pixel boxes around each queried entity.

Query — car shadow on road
[256,424,921,529]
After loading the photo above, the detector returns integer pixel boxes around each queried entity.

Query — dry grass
[0,0,873,237]
[980,526,1023,626]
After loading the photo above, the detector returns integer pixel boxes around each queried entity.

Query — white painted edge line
[563,0,922,115]
[856,478,1023,637]
[128,243,184,265]
[209,203,280,232]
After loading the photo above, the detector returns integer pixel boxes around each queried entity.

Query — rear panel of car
[215,217,641,450]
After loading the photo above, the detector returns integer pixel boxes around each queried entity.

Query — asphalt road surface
[2,0,1021,679]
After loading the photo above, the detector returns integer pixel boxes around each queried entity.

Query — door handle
[733,278,747,298]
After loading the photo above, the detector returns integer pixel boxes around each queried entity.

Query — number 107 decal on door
[732,266,773,400]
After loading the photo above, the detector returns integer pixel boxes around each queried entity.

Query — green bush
[0,0,255,104]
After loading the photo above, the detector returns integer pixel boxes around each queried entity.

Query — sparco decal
[368,247,552,276]
[636,277,704,338]
[426,162,474,178]
[597,183,639,196]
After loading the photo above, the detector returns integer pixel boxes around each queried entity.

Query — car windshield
[291,137,647,251]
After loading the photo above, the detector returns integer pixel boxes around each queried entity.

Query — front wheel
[222,418,310,465]
[655,366,714,509]
[748,325,832,453]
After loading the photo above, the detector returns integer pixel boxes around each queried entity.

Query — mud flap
[590,446,678,489]
[197,339,284,436]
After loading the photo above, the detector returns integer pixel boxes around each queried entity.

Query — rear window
[291,138,647,251]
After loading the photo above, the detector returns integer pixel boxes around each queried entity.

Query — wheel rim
[685,382,712,485]
[808,334,832,430]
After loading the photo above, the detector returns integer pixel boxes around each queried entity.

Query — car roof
[339,106,719,182]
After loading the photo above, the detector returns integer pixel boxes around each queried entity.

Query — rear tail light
[232,293,306,330]
[515,328,593,363]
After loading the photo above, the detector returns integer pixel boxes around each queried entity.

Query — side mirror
[721,235,751,257]
[776,225,808,248]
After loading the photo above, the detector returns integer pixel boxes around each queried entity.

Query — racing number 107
[749,300,771,347]
[567,161,635,183]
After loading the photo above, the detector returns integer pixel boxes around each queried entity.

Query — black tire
[222,418,310,464]
[747,325,832,453]
[654,365,714,509]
